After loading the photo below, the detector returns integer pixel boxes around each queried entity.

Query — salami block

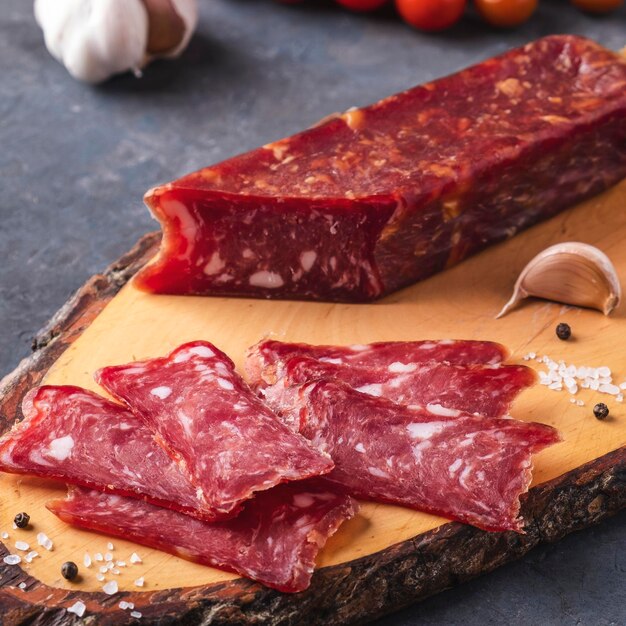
[95,341,334,519]
[246,338,508,389]
[0,386,214,520]
[266,380,561,532]
[261,356,535,419]
[47,480,359,593]
[134,35,626,302]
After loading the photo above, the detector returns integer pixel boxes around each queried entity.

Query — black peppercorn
[593,403,609,420]
[556,323,571,340]
[61,561,79,581]
[13,512,30,529]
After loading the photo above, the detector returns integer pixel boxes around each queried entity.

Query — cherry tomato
[336,0,389,11]
[571,0,623,13]
[474,0,537,27]
[395,0,466,31]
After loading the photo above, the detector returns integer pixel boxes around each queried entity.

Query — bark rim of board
[0,231,623,626]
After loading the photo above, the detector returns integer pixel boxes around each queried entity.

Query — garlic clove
[496,242,622,318]
[34,0,198,84]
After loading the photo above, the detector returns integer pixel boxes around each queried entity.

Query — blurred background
[1,1,625,623]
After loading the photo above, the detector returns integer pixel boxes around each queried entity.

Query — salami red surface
[0,386,215,520]
[134,35,626,302]
[246,339,508,388]
[95,341,333,519]
[47,480,359,593]
[265,380,560,531]
[260,356,535,419]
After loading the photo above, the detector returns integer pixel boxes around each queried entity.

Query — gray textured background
[1,0,624,624]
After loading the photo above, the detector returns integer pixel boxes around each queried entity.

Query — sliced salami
[95,341,334,519]
[261,356,535,419]
[47,480,359,593]
[265,380,560,532]
[0,386,214,520]
[246,338,508,388]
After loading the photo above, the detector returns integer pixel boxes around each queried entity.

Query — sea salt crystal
[1,532,9,539]
[84,553,92,567]
[130,553,142,564]
[107,542,114,551]
[95,552,103,561]
[96,573,105,582]
[570,398,577,404]
[548,382,562,390]
[119,601,131,610]
[111,568,120,575]
[103,580,118,595]
[617,394,623,403]
[620,382,626,390]
[24,551,38,563]
[67,600,86,617]
[18,582,26,590]
[15,541,29,551]
[36,532,53,550]
[590,380,600,391]
[130,611,142,619]
[134,577,144,587]
[100,566,108,574]
[116,561,126,567]
[105,552,113,562]
[3,555,21,565]
[597,366,611,378]
[599,384,620,395]
[576,400,585,407]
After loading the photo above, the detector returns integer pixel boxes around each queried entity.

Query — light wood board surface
[1,180,625,594]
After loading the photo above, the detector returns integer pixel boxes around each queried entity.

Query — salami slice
[261,356,535,419]
[265,380,560,532]
[95,341,334,519]
[246,338,508,389]
[134,35,626,302]
[47,480,359,593]
[0,386,215,520]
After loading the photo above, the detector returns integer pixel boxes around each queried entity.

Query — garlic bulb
[496,242,622,318]
[34,0,198,83]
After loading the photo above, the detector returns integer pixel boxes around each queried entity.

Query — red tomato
[475,0,537,27]
[336,0,389,11]
[395,0,466,31]
[571,0,623,12]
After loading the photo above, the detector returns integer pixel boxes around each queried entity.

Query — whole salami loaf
[135,35,626,302]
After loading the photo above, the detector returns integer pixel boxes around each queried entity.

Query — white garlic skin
[34,0,198,84]
[497,242,622,318]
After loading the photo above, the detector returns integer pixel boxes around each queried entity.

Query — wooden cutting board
[1,180,625,625]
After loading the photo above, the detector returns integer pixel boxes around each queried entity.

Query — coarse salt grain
[95,552,103,561]
[617,394,624,403]
[130,553,142,564]
[1,532,9,539]
[569,398,576,404]
[100,566,108,574]
[24,551,39,563]
[116,561,126,567]
[620,382,626,390]
[130,611,142,619]
[119,601,131,610]
[599,384,620,395]
[105,552,113,562]
[107,542,114,550]
[3,555,21,565]
[84,553,92,567]
[15,541,29,551]
[576,400,585,407]
[103,580,118,595]
[96,573,105,582]
[18,582,26,590]
[111,568,120,575]
[36,533,53,551]
[67,600,86,617]
[134,577,144,587]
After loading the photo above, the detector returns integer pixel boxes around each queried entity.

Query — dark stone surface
[0,0,624,623]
